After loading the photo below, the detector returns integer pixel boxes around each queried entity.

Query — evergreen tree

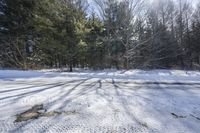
[0,0,199,70]
[86,13,104,69]
[32,0,88,71]
[0,0,36,69]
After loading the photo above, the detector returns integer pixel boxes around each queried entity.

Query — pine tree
[86,13,104,69]
[32,0,88,71]
[0,0,36,69]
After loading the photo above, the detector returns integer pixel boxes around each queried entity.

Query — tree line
[0,0,200,71]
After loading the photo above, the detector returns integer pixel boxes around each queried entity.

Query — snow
[0,69,200,132]
[1,69,200,83]
[0,70,44,79]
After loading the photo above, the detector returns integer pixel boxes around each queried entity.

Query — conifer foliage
[0,0,200,70]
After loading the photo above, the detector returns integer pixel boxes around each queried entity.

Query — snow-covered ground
[1,69,200,83]
[0,69,200,133]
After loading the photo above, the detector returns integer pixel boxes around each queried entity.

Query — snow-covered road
[0,70,200,133]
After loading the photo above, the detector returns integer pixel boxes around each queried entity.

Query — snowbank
[0,69,200,84]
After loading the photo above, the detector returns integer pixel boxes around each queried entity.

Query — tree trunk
[126,57,129,70]
[69,58,73,72]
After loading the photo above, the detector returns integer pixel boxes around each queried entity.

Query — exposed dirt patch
[15,112,40,122]
[42,111,62,117]
[138,121,148,128]
[15,104,77,122]
[63,110,77,116]
[171,113,187,119]
[15,104,44,122]
[190,114,200,121]
[171,113,200,121]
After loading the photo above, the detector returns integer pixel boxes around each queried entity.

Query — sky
[87,0,199,16]
[87,0,199,7]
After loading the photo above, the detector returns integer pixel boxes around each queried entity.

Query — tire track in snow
[0,119,147,133]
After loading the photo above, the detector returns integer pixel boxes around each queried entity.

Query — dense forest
[0,0,200,71]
